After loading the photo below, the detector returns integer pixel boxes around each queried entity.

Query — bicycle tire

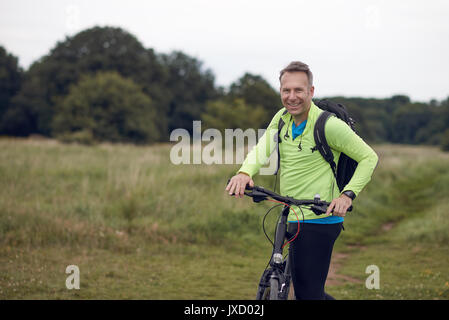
[259,283,278,300]
[259,286,270,300]
[257,279,279,300]
[269,278,279,300]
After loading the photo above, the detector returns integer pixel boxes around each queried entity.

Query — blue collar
[292,120,307,140]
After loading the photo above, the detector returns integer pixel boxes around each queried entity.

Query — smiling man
[226,61,378,300]
[280,66,314,124]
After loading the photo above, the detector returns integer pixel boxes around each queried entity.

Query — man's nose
[288,91,297,100]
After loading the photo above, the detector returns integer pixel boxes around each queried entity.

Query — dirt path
[326,251,362,286]
[290,221,395,297]
[326,221,394,286]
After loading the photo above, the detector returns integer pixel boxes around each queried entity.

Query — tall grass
[0,137,272,251]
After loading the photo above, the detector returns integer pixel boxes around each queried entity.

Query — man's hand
[325,193,353,217]
[225,172,254,198]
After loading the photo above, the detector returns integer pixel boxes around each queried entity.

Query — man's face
[280,71,314,121]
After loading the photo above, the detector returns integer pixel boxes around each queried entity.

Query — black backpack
[274,99,358,192]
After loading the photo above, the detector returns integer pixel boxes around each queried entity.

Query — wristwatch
[342,190,356,200]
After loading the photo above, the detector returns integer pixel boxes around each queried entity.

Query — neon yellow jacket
[238,101,379,221]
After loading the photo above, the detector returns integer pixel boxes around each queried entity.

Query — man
[225,61,378,300]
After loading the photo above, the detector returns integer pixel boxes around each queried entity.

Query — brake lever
[311,204,328,215]
[244,189,267,203]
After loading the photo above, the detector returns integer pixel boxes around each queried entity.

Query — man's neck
[293,106,311,125]
[293,116,307,126]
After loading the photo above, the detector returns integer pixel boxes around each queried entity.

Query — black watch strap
[343,190,356,200]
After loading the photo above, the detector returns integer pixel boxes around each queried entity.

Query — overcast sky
[1,0,448,102]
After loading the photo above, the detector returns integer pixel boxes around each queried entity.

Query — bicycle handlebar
[227,180,352,215]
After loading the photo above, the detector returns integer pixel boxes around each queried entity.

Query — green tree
[392,103,432,144]
[321,95,410,143]
[228,73,280,125]
[0,46,23,133]
[389,95,410,106]
[52,71,159,144]
[161,51,218,134]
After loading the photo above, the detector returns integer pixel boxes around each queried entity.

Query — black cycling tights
[287,222,342,300]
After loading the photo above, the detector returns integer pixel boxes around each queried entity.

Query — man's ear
[309,85,315,97]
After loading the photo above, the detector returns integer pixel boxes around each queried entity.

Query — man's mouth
[287,102,301,108]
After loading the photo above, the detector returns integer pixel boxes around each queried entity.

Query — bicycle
[229,182,352,300]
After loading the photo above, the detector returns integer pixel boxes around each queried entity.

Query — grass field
[1,137,449,299]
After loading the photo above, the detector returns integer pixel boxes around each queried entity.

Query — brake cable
[263,199,303,249]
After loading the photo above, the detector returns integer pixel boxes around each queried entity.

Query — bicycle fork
[270,205,292,299]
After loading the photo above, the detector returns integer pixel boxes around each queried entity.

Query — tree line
[1,26,448,150]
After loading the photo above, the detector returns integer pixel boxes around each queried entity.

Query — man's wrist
[342,190,356,200]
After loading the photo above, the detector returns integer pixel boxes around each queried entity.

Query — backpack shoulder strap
[313,111,337,179]
[274,110,288,175]
[277,110,288,135]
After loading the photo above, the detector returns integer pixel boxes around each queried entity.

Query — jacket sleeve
[237,108,286,178]
[324,116,379,196]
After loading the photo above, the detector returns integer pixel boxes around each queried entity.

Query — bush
[52,71,160,144]
[56,129,96,145]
